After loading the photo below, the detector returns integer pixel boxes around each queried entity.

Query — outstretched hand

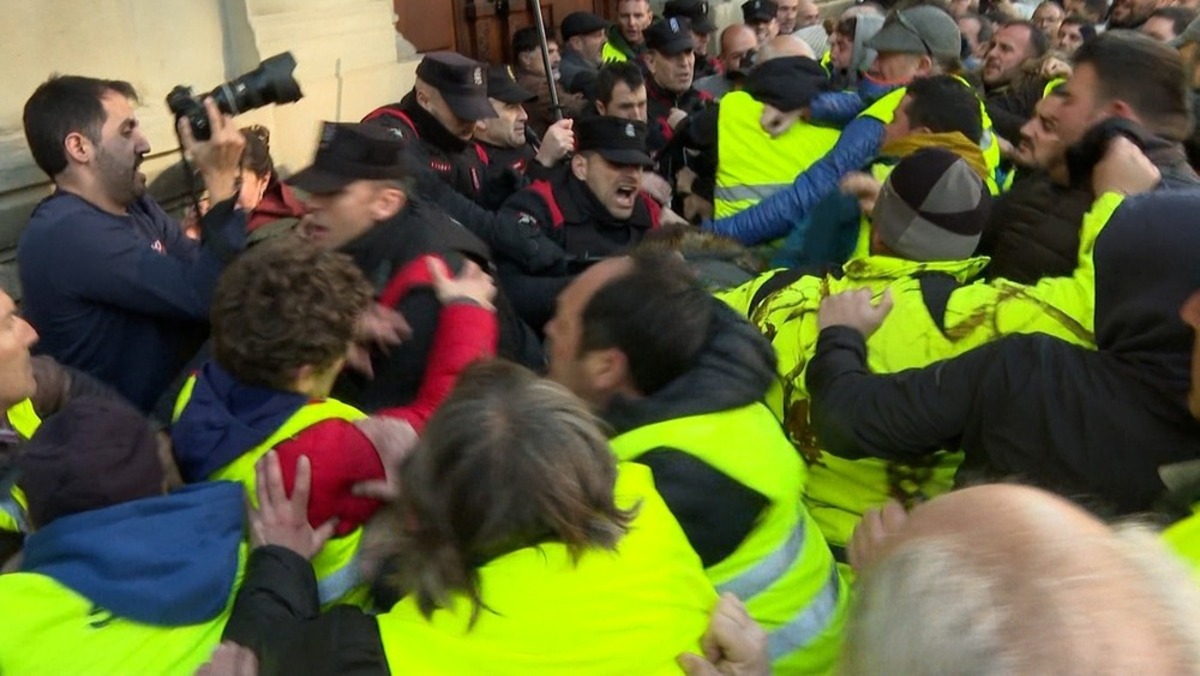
[428,257,497,310]
[249,451,335,560]
[817,289,894,338]
[848,499,909,573]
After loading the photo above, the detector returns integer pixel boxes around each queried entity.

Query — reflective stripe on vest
[173,375,369,606]
[375,463,716,675]
[6,398,42,440]
[767,568,842,662]
[715,91,840,218]
[609,404,846,672]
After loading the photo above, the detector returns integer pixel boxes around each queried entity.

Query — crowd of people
[3,0,1200,672]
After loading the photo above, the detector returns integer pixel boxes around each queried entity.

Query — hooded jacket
[807,190,1200,514]
[828,15,884,91]
[0,482,245,673]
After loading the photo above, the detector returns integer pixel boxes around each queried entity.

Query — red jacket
[276,256,498,534]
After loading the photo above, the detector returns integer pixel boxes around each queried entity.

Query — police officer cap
[289,122,408,195]
[561,11,609,40]
[575,116,654,167]
[488,65,537,104]
[664,0,717,34]
[415,51,498,122]
[742,0,779,24]
[645,16,696,55]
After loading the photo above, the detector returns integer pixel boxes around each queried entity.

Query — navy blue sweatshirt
[18,192,245,411]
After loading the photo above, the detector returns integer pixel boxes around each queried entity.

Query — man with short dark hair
[511,26,585,137]
[593,62,650,120]
[1054,14,1094,55]
[545,250,849,673]
[1055,31,1196,184]
[559,11,609,91]
[979,20,1051,143]
[18,75,246,412]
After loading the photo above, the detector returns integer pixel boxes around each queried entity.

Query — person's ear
[63,131,92,165]
[372,186,408,221]
[583,347,631,394]
[571,153,589,181]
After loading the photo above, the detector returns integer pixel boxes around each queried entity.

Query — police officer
[474,66,575,207]
[493,116,663,330]
[664,0,722,79]
[643,16,715,161]
[362,52,496,204]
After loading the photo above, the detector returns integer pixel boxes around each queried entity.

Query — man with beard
[17,76,246,411]
[978,20,1050,144]
[1108,0,1168,30]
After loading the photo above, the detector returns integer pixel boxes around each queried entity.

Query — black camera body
[167,52,303,140]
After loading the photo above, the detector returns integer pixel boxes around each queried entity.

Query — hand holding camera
[177,98,245,204]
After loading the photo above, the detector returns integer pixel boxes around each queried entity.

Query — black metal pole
[528,0,563,121]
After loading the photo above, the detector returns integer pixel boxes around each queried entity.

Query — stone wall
[0,0,420,297]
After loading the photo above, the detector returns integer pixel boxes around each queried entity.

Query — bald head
[718,23,760,73]
[759,33,815,61]
[845,485,1200,674]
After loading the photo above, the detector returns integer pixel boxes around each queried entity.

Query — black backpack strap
[916,272,963,333]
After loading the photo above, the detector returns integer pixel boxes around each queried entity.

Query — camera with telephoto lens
[166,52,303,141]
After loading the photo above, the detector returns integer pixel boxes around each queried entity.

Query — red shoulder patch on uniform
[527,180,565,229]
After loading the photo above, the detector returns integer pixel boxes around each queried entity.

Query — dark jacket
[602,301,774,565]
[559,48,598,93]
[807,190,1200,515]
[18,193,244,411]
[983,76,1047,143]
[494,172,660,329]
[981,141,1200,284]
[332,199,541,409]
[362,93,489,204]
[645,76,714,161]
[978,172,1095,283]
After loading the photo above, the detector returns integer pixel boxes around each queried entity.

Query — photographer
[18,76,246,412]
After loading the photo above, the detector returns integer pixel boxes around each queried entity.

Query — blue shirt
[18,191,245,410]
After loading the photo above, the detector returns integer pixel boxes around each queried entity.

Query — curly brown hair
[377,360,636,625]
[210,237,372,391]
